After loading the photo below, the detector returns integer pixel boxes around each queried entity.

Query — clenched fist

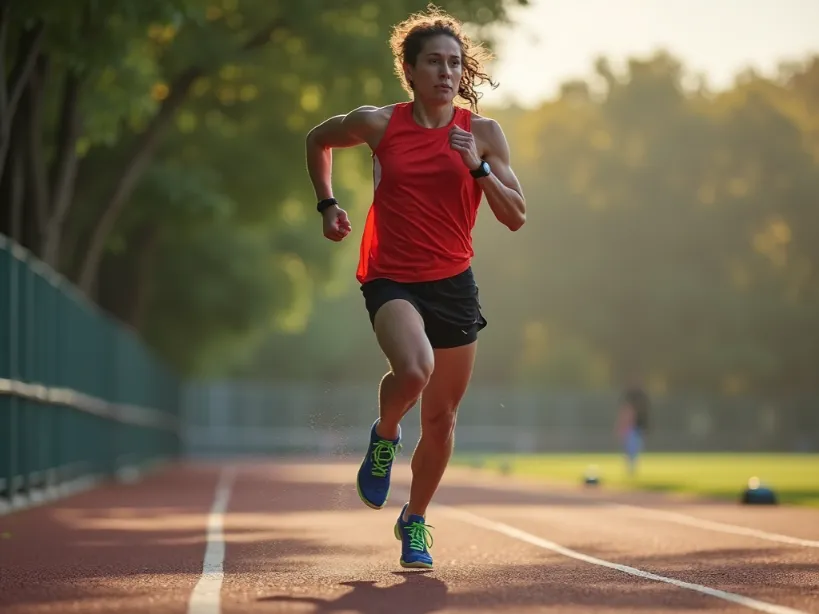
[322,204,352,242]
[449,124,481,171]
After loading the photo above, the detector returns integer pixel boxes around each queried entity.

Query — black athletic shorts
[360,267,488,349]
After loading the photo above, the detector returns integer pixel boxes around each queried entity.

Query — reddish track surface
[1,458,817,613]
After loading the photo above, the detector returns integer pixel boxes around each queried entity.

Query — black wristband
[470,160,491,179]
[317,197,338,214]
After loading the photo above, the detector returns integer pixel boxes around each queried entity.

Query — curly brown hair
[389,5,498,112]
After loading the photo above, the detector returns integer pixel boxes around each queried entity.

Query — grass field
[452,453,819,507]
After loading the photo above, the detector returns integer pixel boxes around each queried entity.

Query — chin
[424,90,454,105]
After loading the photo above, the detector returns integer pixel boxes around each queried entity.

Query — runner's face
[406,34,462,105]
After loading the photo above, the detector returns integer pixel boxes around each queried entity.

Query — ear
[403,61,414,89]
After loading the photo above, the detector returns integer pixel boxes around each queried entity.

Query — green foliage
[0,0,525,374]
[467,52,819,395]
[145,222,286,375]
[246,51,819,399]
[8,0,816,398]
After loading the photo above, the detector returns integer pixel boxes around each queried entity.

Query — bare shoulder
[470,113,506,143]
[470,113,510,160]
[347,104,395,131]
[343,104,397,149]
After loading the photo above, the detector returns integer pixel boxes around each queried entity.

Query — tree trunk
[41,70,83,267]
[21,54,49,250]
[98,223,159,329]
[9,132,24,243]
[75,16,288,296]
[0,20,45,186]
[0,114,24,240]
[130,230,159,331]
[77,66,202,296]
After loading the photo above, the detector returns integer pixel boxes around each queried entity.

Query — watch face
[471,161,490,177]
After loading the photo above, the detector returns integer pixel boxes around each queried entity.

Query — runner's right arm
[305,106,380,201]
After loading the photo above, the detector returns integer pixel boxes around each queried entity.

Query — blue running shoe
[394,502,434,569]
[356,419,401,510]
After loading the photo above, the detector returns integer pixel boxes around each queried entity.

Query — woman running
[305,6,526,569]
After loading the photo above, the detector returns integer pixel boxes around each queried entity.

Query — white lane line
[187,466,236,614]
[610,504,819,549]
[437,504,809,614]
[456,470,819,550]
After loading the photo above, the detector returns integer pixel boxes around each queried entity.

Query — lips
[435,84,452,91]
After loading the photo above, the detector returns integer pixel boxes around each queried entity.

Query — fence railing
[0,234,182,514]
[4,229,818,515]
[181,380,819,457]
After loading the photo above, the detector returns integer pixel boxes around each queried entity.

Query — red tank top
[355,102,483,284]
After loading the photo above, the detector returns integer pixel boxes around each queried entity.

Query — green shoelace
[404,521,434,552]
[370,439,401,478]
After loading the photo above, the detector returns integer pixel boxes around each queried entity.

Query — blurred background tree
[0,0,526,375]
[250,51,819,398]
[2,0,817,397]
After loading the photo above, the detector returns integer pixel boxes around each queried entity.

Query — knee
[394,359,434,397]
[422,406,458,444]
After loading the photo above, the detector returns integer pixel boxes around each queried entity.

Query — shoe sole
[394,521,433,569]
[399,559,434,569]
[356,474,388,510]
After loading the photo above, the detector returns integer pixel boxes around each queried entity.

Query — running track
[1,458,817,613]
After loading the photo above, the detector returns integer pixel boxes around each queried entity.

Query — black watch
[317,197,338,213]
[470,160,491,178]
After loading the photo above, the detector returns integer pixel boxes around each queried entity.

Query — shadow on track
[259,571,448,614]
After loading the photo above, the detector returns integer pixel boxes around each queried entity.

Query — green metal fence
[0,234,181,513]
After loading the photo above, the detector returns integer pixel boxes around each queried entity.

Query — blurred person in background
[617,383,651,476]
[304,6,526,569]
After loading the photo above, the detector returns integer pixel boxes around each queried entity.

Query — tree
[466,51,819,396]
[1,0,528,375]
[0,0,188,258]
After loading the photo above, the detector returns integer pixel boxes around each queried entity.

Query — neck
[410,100,454,128]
